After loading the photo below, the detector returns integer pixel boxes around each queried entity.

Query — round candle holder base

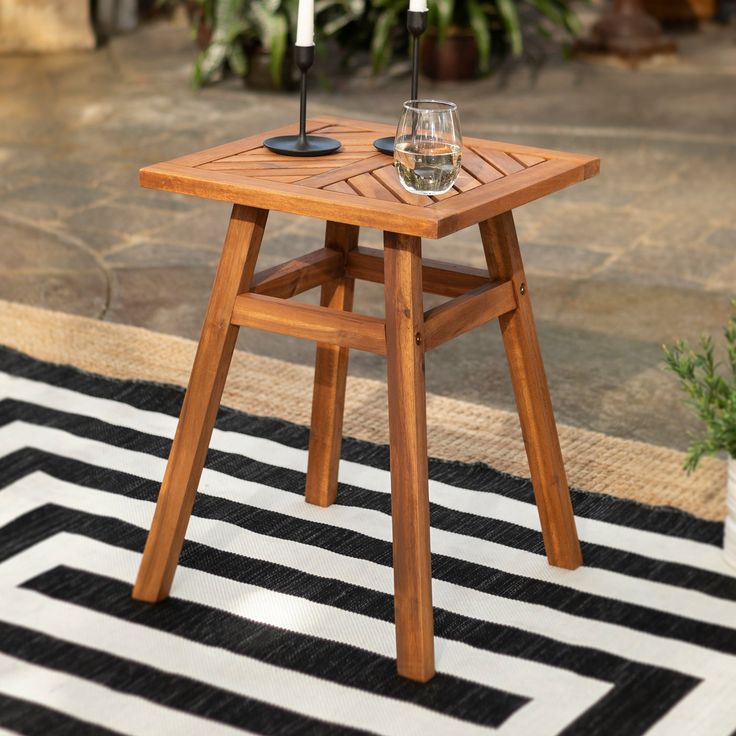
[373,136,395,156]
[264,135,341,157]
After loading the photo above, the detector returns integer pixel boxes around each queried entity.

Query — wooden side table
[131,116,600,682]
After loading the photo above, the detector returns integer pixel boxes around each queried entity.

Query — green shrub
[370,0,582,75]
[186,0,583,87]
[663,300,736,472]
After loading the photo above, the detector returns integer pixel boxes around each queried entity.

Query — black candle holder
[264,45,341,156]
[373,10,428,156]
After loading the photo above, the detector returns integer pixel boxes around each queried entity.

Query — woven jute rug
[0,299,727,520]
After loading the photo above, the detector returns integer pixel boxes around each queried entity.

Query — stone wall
[0,0,95,53]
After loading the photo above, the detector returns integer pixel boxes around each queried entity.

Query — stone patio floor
[1,16,735,452]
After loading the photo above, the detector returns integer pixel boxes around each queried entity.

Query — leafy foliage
[187,0,582,87]
[193,0,249,87]
[663,300,736,472]
[372,0,582,74]
[368,0,404,74]
[192,0,363,87]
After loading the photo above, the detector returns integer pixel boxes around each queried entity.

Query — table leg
[132,205,269,602]
[479,212,582,570]
[384,231,435,682]
[305,222,359,507]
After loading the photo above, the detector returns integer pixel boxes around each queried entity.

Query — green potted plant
[370,0,582,80]
[663,300,736,567]
[190,0,364,89]
[191,0,293,88]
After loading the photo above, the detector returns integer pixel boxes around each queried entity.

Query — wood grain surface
[305,222,360,507]
[140,116,599,239]
[134,118,598,680]
[383,231,435,682]
[231,293,386,354]
[479,212,583,570]
[132,204,269,602]
[250,248,343,299]
[423,281,517,351]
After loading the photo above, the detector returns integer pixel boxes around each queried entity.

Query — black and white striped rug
[0,346,735,736]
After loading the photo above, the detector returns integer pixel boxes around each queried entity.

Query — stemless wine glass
[394,100,462,196]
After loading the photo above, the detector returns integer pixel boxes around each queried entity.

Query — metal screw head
[415,332,422,345]
[520,282,527,296]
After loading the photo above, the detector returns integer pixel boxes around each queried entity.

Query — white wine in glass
[394,141,462,196]
[394,100,462,196]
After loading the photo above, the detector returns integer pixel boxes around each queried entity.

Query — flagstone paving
[1,16,734,452]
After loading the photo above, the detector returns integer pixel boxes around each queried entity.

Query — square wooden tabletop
[140,115,599,239]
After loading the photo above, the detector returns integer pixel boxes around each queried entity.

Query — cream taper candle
[409,0,428,11]
[296,0,315,46]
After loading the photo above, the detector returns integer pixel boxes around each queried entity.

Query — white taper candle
[295,0,315,47]
[409,0,428,11]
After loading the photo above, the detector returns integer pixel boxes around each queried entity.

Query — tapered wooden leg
[132,205,269,602]
[479,212,582,570]
[305,222,360,507]
[383,231,435,682]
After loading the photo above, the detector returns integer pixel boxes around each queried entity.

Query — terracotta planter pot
[184,1,212,50]
[421,28,479,82]
[725,457,736,568]
[641,0,716,21]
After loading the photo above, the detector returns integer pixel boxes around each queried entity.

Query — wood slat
[316,131,382,143]
[512,153,546,167]
[181,121,331,167]
[141,161,441,238]
[206,156,335,171]
[250,248,344,299]
[460,148,506,184]
[472,147,525,175]
[432,159,592,238]
[318,116,596,169]
[318,124,375,134]
[339,145,383,153]
[176,114,596,174]
[371,165,433,207]
[346,245,491,297]
[194,168,313,181]
[200,165,335,178]
[217,159,359,170]
[295,155,385,188]
[460,134,598,174]
[256,175,309,183]
[324,180,356,195]
[231,292,386,354]
[432,189,459,201]
[348,172,401,203]
[453,168,483,192]
[309,115,396,136]
[141,115,600,239]
[423,280,517,351]
[215,151,368,165]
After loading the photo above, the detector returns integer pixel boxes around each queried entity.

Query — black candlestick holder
[264,45,341,156]
[374,10,428,156]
